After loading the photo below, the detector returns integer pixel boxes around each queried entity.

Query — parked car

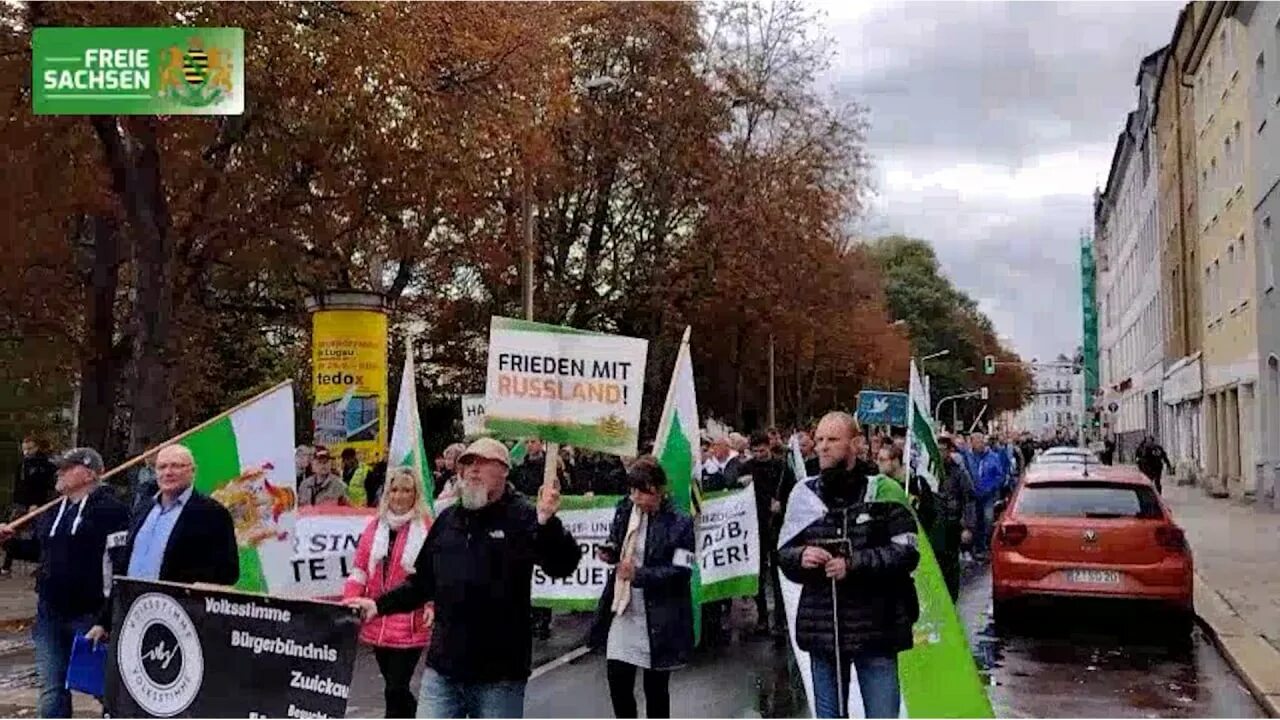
[991,464,1193,633]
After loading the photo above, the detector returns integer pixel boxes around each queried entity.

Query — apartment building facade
[1155,4,1207,481]
[1239,1,1280,506]
[1095,49,1168,462]
[1187,3,1261,498]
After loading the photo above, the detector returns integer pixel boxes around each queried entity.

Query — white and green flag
[906,358,943,492]
[654,326,703,642]
[390,338,433,508]
[181,381,298,594]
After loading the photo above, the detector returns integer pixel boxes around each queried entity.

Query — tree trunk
[74,215,123,450]
[92,117,174,455]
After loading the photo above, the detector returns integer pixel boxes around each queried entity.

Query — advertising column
[306,292,389,465]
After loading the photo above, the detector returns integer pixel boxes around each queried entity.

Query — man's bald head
[818,412,858,439]
[155,444,197,500]
[815,412,859,470]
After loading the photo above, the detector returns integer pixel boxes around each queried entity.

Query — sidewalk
[1163,479,1280,716]
[0,568,37,629]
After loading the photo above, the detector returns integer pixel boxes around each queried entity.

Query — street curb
[1193,573,1280,718]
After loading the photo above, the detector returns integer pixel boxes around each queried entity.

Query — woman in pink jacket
[343,467,434,718]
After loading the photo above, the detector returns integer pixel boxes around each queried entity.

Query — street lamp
[915,349,950,410]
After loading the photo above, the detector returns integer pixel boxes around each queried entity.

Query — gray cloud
[825,1,1179,360]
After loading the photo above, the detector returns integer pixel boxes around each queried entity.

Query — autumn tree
[3,0,1024,463]
[866,235,1033,430]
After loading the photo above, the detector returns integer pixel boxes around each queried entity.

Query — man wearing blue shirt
[126,482,192,580]
[961,432,1006,558]
[88,444,238,643]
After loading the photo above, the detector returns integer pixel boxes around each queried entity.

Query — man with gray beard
[346,437,581,718]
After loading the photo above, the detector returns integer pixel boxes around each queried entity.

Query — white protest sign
[529,488,761,608]
[461,394,487,437]
[531,496,619,610]
[484,316,648,456]
[697,488,760,601]
[281,492,760,607]
[280,506,374,599]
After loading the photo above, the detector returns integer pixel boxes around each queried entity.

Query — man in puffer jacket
[779,413,919,719]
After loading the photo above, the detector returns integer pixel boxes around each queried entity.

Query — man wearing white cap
[347,437,581,718]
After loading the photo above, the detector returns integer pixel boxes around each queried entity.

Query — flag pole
[7,379,295,530]
[832,578,844,715]
[405,334,425,489]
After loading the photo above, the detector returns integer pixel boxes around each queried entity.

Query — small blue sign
[856,390,909,427]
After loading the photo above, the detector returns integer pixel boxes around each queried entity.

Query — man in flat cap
[347,437,582,718]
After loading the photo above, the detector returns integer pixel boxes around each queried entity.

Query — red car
[991,463,1194,631]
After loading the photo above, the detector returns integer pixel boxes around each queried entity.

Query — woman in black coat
[590,458,695,719]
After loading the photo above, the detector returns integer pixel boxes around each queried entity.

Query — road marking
[530,645,591,680]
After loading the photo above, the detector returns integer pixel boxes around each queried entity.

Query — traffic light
[983,355,996,375]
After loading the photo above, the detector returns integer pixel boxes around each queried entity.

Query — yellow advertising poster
[311,308,388,463]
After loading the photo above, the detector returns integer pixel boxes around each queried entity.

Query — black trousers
[937,523,962,602]
[606,659,671,719]
[374,646,423,718]
[754,529,785,632]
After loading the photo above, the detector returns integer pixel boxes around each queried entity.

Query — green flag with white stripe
[389,337,433,510]
[654,326,703,645]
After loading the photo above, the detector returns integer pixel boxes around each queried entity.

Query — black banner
[104,578,360,719]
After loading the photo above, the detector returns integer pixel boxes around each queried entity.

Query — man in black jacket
[933,436,975,600]
[347,437,581,718]
[88,444,239,639]
[0,448,129,718]
[779,412,919,719]
[1136,435,1175,493]
[3,435,57,575]
[742,432,786,636]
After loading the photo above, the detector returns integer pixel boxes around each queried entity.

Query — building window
[1205,265,1214,325]
[1214,259,1222,319]
[1258,53,1266,101]
[1229,243,1238,307]
[1264,216,1277,291]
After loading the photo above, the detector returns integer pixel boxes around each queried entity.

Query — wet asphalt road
[0,562,1264,717]
[957,564,1263,719]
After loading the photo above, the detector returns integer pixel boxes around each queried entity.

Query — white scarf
[370,511,427,576]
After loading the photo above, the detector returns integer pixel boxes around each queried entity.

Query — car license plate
[1067,569,1121,585]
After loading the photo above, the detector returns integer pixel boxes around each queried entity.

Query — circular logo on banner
[117,592,204,717]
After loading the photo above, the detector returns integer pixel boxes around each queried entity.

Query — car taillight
[1156,525,1187,552]
[998,523,1028,547]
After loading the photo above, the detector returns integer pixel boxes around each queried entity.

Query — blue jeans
[811,652,900,719]
[974,494,999,555]
[418,667,526,718]
[32,601,96,718]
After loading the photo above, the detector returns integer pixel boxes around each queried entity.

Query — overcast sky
[817,1,1180,361]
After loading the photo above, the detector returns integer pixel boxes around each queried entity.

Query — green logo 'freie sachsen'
[33,27,243,116]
